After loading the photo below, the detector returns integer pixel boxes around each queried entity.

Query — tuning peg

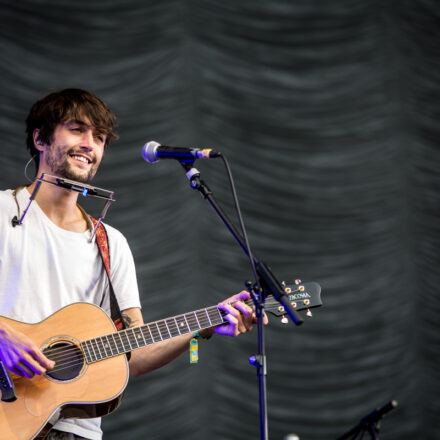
[281,281,286,287]
[294,279,302,285]
[281,315,288,324]
[306,309,312,317]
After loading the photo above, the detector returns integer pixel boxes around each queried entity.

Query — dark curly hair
[25,88,118,168]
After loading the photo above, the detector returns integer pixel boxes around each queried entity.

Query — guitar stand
[336,400,398,440]
[179,159,305,440]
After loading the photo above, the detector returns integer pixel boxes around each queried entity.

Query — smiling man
[39,118,103,182]
[0,89,263,440]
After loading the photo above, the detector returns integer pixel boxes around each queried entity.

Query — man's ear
[33,129,45,151]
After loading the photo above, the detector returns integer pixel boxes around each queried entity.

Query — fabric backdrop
[0,1,439,439]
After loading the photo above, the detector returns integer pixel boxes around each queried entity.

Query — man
[0,89,265,439]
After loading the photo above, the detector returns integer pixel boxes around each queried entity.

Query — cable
[24,155,37,183]
[220,154,262,298]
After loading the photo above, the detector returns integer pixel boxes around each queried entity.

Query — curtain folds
[0,1,438,439]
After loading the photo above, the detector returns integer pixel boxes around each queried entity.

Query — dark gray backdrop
[1,1,439,439]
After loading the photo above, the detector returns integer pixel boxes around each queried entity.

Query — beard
[46,145,99,183]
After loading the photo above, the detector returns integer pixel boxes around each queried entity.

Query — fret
[118,332,126,353]
[149,323,161,343]
[174,317,182,335]
[183,314,190,330]
[132,327,146,347]
[104,335,114,357]
[196,309,211,328]
[203,309,212,327]
[119,331,132,352]
[113,333,123,354]
[97,338,105,360]
[140,326,152,345]
[207,306,224,326]
[128,328,140,349]
[193,311,201,329]
[155,322,163,341]
[146,323,155,343]
[184,313,198,333]
[175,315,189,334]
[101,335,113,357]
[162,320,172,339]
[90,338,101,360]
[138,327,147,345]
[94,338,103,359]
[82,340,94,363]
[100,336,111,358]
[108,334,117,355]
[100,337,108,358]
[156,321,168,340]
[185,312,199,332]
[166,318,180,338]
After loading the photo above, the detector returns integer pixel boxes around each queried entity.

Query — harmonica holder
[12,173,115,241]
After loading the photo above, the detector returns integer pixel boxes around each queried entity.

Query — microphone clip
[180,162,201,189]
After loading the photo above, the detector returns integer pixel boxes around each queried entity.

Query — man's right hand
[0,322,55,378]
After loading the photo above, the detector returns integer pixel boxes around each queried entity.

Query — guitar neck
[81,302,234,364]
[80,280,323,365]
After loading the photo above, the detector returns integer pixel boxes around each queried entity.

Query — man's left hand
[213,290,268,337]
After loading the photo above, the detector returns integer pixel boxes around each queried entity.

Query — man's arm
[124,290,265,377]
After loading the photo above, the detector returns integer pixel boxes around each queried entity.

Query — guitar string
[40,307,228,371]
[43,321,218,373]
[34,297,304,369]
[39,305,228,362]
[34,297,307,374]
[37,299,244,362]
[35,289,306,364]
[37,296,299,363]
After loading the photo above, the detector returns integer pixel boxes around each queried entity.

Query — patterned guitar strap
[88,216,125,332]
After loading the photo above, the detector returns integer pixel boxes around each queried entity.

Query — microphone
[142,141,221,163]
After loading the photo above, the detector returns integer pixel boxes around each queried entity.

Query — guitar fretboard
[79,282,321,364]
[81,304,231,364]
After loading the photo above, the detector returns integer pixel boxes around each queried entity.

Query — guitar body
[0,303,129,440]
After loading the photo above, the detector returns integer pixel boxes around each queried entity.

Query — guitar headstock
[265,281,322,323]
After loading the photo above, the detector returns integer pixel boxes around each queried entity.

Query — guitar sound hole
[43,341,84,381]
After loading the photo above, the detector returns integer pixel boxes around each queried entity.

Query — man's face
[40,118,106,183]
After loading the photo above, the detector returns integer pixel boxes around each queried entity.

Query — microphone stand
[180,161,303,440]
[336,401,398,440]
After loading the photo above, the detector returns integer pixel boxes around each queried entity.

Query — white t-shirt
[0,187,141,439]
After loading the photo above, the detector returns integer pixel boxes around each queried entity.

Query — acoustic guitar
[0,281,321,439]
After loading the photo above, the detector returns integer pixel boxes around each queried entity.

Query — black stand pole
[336,400,398,440]
[180,162,303,440]
[249,297,269,440]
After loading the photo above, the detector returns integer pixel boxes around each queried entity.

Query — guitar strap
[88,216,125,331]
